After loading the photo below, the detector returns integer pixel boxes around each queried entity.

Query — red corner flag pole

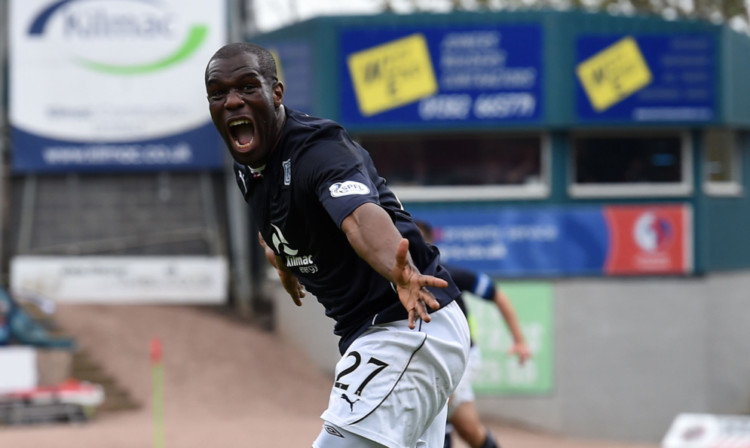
[151,338,165,448]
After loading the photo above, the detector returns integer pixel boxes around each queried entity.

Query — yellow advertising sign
[347,34,437,116]
[576,36,652,112]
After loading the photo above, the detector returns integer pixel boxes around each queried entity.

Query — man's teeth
[229,119,250,127]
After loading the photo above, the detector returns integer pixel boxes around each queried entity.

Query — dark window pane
[574,136,683,184]
[357,134,542,187]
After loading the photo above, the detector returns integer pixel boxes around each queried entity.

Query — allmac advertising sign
[340,24,542,129]
[9,0,226,172]
[575,34,715,123]
[414,204,692,277]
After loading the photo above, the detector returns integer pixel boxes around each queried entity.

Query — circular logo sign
[633,211,673,252]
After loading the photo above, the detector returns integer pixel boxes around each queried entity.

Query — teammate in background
[415,220,532,448]
[205,42,470,448]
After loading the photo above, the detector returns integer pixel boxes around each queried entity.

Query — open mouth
[228,119,255,149]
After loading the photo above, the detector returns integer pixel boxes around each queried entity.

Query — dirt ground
[0,305,660,448]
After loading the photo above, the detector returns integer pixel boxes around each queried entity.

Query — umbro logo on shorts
[324,425,344,438]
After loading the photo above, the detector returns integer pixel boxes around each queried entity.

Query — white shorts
[448,345,482,417]
[315,300,470,448]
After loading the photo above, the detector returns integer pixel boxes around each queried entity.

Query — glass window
[356,133,548,201]
[703,129,743,196]
[570,132,692,198]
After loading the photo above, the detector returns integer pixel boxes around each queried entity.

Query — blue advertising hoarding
[414,204,692,277]
[268,41,314,114]
[340,24,542,128]
[575,34,715,123]
[10,125,222,173]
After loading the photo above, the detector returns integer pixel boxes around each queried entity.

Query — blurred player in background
[415,220,531,448]
[205,42,470,448]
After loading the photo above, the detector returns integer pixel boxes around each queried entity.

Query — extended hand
[508,342,532,365]
[259,232,305,306]
[278,269,305,306]
[392,238,446,329]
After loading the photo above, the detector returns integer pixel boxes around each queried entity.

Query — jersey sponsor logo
[270,224,298,256]
[269,224,319,274]
[329,181,370,198]
[285,255,313,267]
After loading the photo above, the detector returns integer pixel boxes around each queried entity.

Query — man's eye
[209,90,227,100]
[242,84,257,93]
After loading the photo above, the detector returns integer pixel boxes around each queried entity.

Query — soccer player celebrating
[205,42,470,448]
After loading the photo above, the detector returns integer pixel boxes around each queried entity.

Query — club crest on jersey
[329,181,370,198]
[283,159,291,186]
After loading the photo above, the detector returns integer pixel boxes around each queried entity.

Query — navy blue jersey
[444,264,496,318]
[234,107,459,353]
[446,265,497,303]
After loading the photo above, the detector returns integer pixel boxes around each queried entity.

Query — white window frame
[568,130,693,198]
[390,133,552,202]
[703,128,743,197]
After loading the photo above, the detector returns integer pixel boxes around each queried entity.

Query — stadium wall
[252,9,750,444]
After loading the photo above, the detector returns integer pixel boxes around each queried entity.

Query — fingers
[285,282,302,306]
[419,286,441,310]
[408,309,418,329]
[291,293,302,307]
[395,238,409,266]
[289,285,305,306]
[421,276,448,289]
[407,300,431,329]
[294,284,306,306]
[407,292,437,329]
[508,346,532,365]
[392,238,410,281]
[279,270,305,306]
[394,237,450,326]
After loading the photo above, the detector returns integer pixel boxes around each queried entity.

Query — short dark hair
[207,42,278,83]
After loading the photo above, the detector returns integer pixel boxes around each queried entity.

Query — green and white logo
[28,0,209,75]
[11,0,226,143]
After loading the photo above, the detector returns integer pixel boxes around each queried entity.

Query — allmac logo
[27,0,208,75]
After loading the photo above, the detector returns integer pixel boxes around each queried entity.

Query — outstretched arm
[493,289,531,364]
[257,232,306,306]
[341,202,446,329]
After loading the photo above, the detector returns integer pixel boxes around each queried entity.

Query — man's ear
[273,81,285,107]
